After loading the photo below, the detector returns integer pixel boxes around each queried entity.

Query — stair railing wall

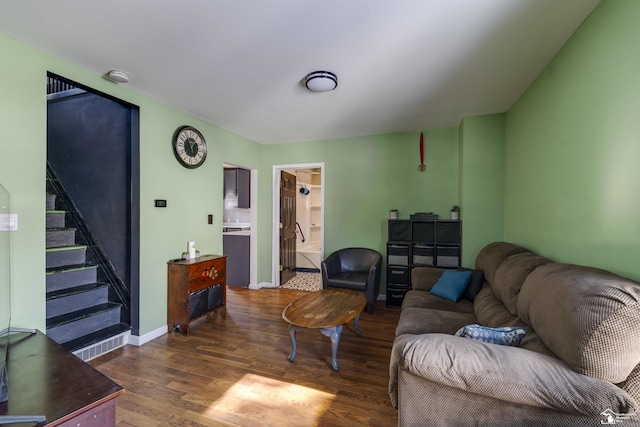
[46,163,131,324]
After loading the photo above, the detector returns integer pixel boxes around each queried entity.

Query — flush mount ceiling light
[304,71,337,92]
[107,70,129,83]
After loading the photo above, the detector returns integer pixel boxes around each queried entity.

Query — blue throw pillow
[455,324,528,346]
[429,269,472,302]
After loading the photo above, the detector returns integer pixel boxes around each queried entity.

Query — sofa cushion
[410,267,444,292]
[402,290,475,314]
[474,242,530,286]
[474,286,520,328]
[395,307,477,337]
[518,263,640,383]
[399,334,638,416]
[429,270,472,302]
[455,324,527,346]
[492,252,549,315]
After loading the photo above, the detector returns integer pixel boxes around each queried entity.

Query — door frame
[271,162,324,288]
[223,162,258,287]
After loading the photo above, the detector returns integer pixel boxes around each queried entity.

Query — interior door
[280,171,296,285]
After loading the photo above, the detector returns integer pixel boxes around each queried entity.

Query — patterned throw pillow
[455,324,527,346]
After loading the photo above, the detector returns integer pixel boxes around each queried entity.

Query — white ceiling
[0,0,600,144]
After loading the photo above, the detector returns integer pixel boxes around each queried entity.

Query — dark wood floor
[90,286,401,426]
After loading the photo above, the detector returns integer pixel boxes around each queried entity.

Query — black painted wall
[47,92,131,303]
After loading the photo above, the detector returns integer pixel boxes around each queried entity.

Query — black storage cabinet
[386,218,462,308]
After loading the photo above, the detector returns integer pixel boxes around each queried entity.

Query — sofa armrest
[399,334,637,417]
[411,267,445,291]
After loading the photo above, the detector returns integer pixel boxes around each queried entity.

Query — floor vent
[72,331,130,362]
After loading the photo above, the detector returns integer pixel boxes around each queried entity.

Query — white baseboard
[128,325,167,346]
[249,281,276,290]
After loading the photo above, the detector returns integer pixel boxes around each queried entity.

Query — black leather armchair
[321,247,382,314]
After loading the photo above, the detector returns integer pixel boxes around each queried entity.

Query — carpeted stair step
[46,245,87,268]
[46,227,77,248]
[61,323,131,354]
[46,210,66,228]
[46,302,122,345]
[47,264,98,292]
[46,283,110,319]
[46,193,57,210]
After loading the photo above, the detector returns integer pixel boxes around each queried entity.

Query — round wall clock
[172,126,207,169]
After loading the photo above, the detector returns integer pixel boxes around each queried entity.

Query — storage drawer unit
[387,266,410,288]
[386,287,409,308]
[436,246,460,267]
[387,243,409,266]
[411,221,435,243]
[386,218,462,308]
[412,244,435,266]
[436,221,462,244]
[388,220,411,242]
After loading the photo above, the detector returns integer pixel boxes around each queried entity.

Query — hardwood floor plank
[90,286,400,426]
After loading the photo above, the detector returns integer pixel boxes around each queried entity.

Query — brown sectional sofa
[389,242,640,426]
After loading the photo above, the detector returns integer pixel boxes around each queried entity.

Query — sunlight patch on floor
[204,373,335,426]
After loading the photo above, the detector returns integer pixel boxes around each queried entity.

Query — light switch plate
[0,214,18,231]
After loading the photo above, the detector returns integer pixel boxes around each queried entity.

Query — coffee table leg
[287,324,299,363]
[354,313,362,336]
[321,325,343,372]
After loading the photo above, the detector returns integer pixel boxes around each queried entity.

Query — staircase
[45,170,130,361]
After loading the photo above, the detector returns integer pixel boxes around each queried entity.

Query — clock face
[172,126,207,169]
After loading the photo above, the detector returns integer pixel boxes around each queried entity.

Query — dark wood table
[0,330,123,426]
[282,288,367,371]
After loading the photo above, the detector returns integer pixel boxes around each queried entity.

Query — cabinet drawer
[436,246,460,267]
[189,270,225,292]
[387,244,409,266]
[387,266,409,286]
[388,220,410,242]
[386,287,408,308]
[188,260,225,292]
[188,258,225,281]
[436,221,461,244]
[412,245,434,266]
[412,221,435,243]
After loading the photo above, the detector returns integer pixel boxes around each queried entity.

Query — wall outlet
[0,214,18,231]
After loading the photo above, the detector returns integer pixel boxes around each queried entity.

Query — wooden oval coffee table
[282,288,367,371]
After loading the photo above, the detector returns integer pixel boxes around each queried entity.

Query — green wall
[504,0,640,281]
[259,129,463,289]
[0,33,263,335]
[459,114,506,267]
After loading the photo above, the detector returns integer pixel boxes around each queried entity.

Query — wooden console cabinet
[0,331,123,426]
[167,255,227,335]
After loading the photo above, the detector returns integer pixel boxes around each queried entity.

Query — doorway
[46,73,140,336]
[222,163,258,288]
[271,163,324,287]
